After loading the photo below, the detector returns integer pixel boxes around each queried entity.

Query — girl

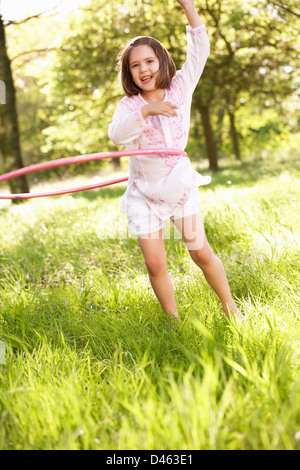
[109,0,242,321]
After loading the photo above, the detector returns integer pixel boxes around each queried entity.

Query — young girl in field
[109,0,242,321]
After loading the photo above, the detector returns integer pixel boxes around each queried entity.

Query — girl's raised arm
[176,0,204,29]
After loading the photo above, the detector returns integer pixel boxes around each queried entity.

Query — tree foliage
[5,0,300,173]
[0,14,29,197]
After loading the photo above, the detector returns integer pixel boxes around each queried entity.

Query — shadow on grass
[194,152,300,189]
[69,183,127,201]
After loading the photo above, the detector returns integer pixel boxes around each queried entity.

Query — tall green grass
[0,151,300,450]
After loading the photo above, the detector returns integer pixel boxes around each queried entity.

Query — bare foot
[222,301,244,321]
[168,312,181,324]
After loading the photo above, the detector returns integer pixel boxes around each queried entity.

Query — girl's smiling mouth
[141,75,153,83]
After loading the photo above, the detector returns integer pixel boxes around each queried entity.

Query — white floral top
[108,24,211,221]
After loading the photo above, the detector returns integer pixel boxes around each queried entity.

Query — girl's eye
[131,59,155,69]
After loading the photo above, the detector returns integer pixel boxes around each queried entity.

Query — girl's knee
[190,245,214,267]
[144,254,167,276]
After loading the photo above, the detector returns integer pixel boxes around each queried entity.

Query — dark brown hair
[118,36,176,97]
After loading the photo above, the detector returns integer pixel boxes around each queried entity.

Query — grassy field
[0,150,300,450]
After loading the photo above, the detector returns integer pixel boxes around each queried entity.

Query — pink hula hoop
[0,148,186,200]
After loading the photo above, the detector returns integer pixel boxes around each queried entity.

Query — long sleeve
[108,101,153,146]
[175,24,210,97]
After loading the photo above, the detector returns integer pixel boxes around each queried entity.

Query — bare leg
[172,213,242,320]
[138,229,180,321]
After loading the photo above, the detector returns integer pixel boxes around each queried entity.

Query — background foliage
[3,0,299,176]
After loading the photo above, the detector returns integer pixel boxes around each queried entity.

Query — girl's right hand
[141,102,178,119]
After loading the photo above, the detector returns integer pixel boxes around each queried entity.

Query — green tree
[0,14,29,199]
[28,0,300,172]
[192,0,299,165]
[43,1,186,164]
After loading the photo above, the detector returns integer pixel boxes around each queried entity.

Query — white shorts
[125,186,201,236]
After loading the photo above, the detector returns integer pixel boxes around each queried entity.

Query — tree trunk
[216,107,225,155]
[228,107,241,160]
[0,15,29,201]
[199,104,219,171]
[111,157,121,170]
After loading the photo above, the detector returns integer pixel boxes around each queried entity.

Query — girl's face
[129,45,160,93]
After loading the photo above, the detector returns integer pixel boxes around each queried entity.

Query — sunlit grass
[0,151,300,449]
